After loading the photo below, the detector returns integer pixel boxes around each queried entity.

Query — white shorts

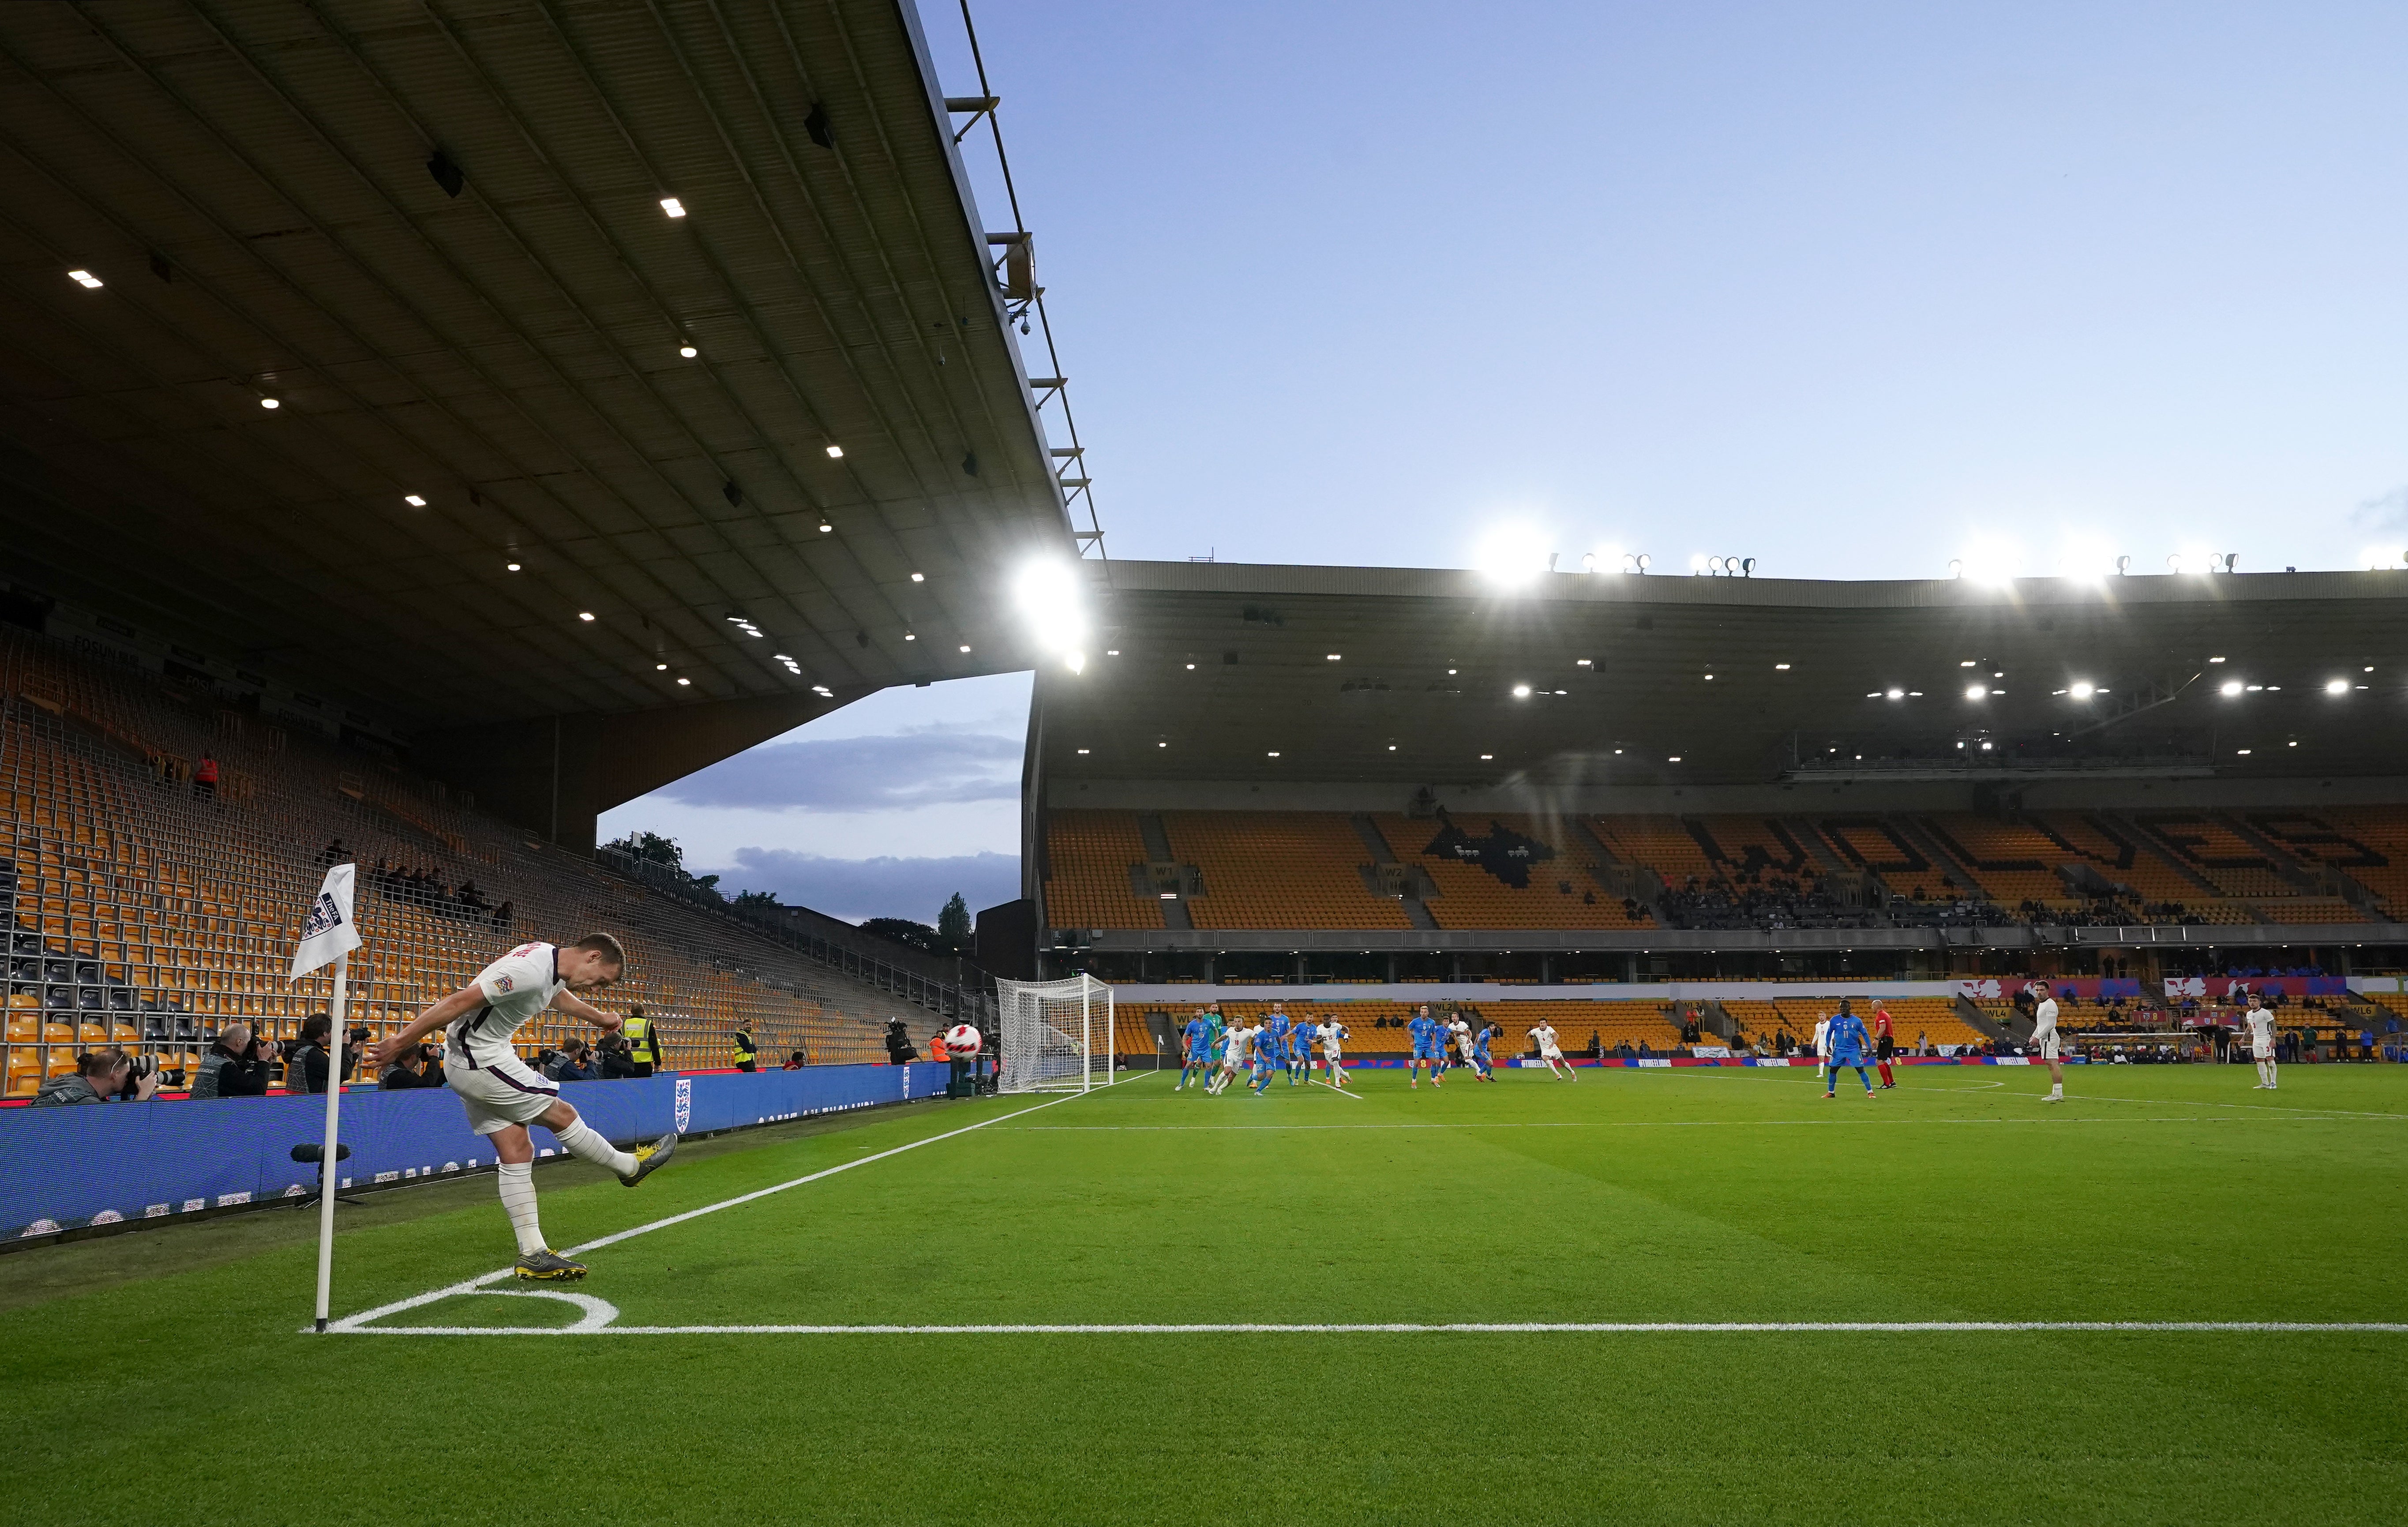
[2034,1027,2060,1061]
[1324,1047,1342,1062]
[446,1054,563,1135]
[1540,1047,1564,1061]
[2252,1042,2273,1061]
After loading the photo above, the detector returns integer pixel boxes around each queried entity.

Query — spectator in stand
[320,837,347,866]
[192,752,219,802]
[191,1023,274,1099]
[34,1051,160,1106]
[783,1050,806,1071]
[883,1018,918,1064]
[490,899,514,931]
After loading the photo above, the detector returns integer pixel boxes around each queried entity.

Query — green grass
[5,1063,2406,1524]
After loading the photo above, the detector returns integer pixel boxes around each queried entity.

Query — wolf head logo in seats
[1421,817,1556,889]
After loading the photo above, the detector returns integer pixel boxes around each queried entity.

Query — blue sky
[604,0,2408,923]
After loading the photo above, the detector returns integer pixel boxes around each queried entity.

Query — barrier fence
[2,1061,954,1242]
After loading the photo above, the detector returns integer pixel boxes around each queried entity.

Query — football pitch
[7,1063,2406,1525]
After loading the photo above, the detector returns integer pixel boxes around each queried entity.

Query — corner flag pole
[311,950,349,1333]
[291,861,363,1335]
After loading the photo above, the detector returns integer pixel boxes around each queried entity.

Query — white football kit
[1533,1024,1562,1058]
[1451,1019,1475,1058]
[2244,1009,2274,1059]
[1812,1019,1830,1059]
[2032,997,2060,1060]
[1226,1026,1255,1068]
[445,941,572,1136]
[1320,1024,1343,1058]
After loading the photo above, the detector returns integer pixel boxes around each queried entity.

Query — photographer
[379,1043,437,1090]
[596,1032,640,1080]
[191,1023,274,1099]
[292,1013,357,1095]
[34,1050,162,1106]
[883,1017,918,1065]
[543,1037,599,1083]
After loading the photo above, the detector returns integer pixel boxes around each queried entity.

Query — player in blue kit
[1823,1000,1876,1099]
[1259,1006,1290,1092]
[1286,1008,1312,1084]
[1470,1018,1497,1081]
[1177,1008,1211,1091]
[1407,1004,1445,1089]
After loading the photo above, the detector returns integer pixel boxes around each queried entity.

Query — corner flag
[290,863,362,1331]
[290,863,361,977]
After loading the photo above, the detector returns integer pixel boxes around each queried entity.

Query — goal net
[994,974,1114,1093]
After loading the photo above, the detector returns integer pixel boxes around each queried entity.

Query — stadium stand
[1041,810,1165,930]
[2280,807,2408,916]
[1163,811,1411,930]
[1368,813,1651,929]
[1,629,942,1096]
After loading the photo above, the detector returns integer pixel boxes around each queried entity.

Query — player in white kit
[2030,980,2065,1103]
[1210,1021,1254,1095]
[2242,991,2279,1090]
[1531,1022,1576,1080]
[1812,1016,1830,1082]
[366,934,677,1280]
[1319,1019,1349,1087]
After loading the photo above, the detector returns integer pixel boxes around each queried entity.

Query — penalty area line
[319,1086,1100,1335]
[1311,1077,1364,1101]
[333,1319,2408,1338]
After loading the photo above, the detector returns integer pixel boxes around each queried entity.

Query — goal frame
[992,974,1114,1094]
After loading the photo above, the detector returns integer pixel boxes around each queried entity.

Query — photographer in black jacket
[191,1022,274,1099]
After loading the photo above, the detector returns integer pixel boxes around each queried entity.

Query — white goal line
[340,1308,2408,1338]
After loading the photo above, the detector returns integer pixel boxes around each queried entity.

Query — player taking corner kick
[367,933,678,1282]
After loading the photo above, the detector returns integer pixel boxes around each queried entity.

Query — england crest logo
[673,1076,692,1134]
[300,890,344,940]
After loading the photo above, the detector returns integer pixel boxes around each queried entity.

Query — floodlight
[2220,680,2243,697]
[578,612,595,622]
[1011,557,1088,663]
[1965,685,1987,701]
[259,397,280,409]
[680,345,698,358]
[1885,688,1904,700]
[2326,678,2350,695]
[403,494,426,507]
[660,196,686,218]
[826,444,844,458]
[67,269,102,289]
[1512,684,1532,698]
[676,677,690,686]
[2068,681,2095,700]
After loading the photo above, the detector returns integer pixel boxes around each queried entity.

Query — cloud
[2354,485,2408,536]
[650,728,1020,812]
[720,848,1022,927]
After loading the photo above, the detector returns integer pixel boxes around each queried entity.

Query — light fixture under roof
[259,397,280,409]
[2220,679,2243,696]
[2068,681,2095,699]
[959,644,971,653]
[1326,653,1342,661]
[679,344,698,358]
[1076,747,1090,754]
[1960,660,1976,667]
[811,684,833,697]
[904,631,916,641]
[1885,687,1904,700]
[1774,663,1790,670]
[67,269,102,289]
[403,494,426,507]
[2209,655,2226,663]
[578,612,595,622]
[1267,751,1280,758]
[660,196,686,218]
[776,655,802,675]
[2326,678,2351,695]
[676,676,690,686]
[656,663,668,671]
[818,519,833,533]
[1965,684,1988,701]
[1512,683,1532,698]
[825,444,844,459]
[1577,659,1593,667]
[910,572,925,582]
[1479,753,1493,760]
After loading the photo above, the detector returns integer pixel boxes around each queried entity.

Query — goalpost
[993,974,1114,1093]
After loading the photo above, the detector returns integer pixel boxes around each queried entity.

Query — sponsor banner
[2161,975,2348,1000]
[0,1062,952,1240]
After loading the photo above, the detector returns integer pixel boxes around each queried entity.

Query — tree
[860,917,941,954]
[733,889,781,910]
[604,830,684,870]
[937,892,972,951]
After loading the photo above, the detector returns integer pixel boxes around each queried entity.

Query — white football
[943,1024,983,1055]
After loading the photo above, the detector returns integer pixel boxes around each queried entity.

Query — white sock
[497,1161,544,1255]
[555,1118,637,1177]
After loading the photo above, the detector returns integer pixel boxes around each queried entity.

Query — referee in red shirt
[1872,1001,1898,1089]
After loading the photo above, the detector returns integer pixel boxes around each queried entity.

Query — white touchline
[334,1317,2408,1338]
[321,1087,1099,1334]
[1007,1113,2385,1132]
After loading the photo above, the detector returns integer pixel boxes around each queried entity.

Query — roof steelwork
[0,0,1075,749]
[1043,562,2408,789]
